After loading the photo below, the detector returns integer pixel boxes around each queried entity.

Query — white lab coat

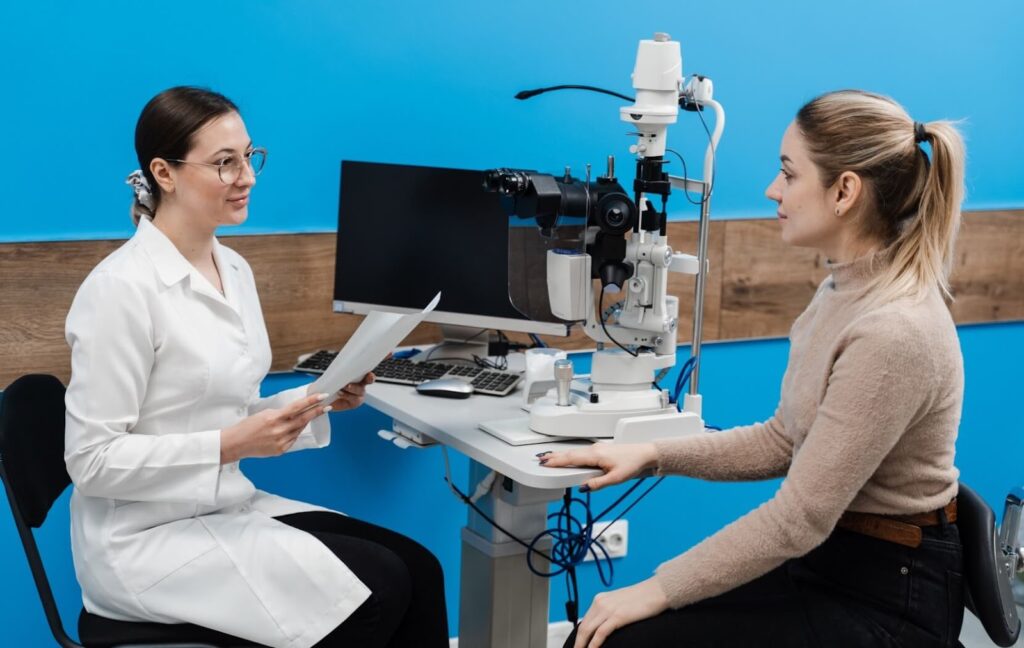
[64,217,370,648]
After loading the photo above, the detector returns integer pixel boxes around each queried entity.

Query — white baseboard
[449,610,1023,647]
[449,620,574,648]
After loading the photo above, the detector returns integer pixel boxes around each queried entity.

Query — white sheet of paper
[301,292,441,407]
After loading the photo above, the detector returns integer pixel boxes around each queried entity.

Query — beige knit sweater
[651,250,963,608]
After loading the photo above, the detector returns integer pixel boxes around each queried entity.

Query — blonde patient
[543,89,966,648]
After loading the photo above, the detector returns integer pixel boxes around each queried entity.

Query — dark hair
[131,86,239,223]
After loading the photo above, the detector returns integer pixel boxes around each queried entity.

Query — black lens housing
[483,167,645,286]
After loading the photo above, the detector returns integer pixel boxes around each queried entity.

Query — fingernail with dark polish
[535,451,552,457]
[579,484,591,493]
[538,458,549,465]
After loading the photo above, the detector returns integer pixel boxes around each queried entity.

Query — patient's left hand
[329,373,375,412]
[573,578,669,648]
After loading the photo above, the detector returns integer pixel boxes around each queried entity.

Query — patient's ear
[832,170,863,218]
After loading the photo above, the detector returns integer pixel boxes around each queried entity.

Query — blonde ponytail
[881,121,965,302]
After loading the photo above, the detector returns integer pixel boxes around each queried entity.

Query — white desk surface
[365,381,602,490]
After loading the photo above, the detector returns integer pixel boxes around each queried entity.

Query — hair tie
[913,121,928,144]
[126,170,156,210]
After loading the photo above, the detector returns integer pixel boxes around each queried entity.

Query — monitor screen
[332,160,570,336]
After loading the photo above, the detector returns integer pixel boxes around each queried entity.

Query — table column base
[457,460,564,648]
[459,527,553,648]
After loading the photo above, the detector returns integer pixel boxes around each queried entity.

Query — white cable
[702,98,725,191]
[441,446,462,501]
[470,471,497,503]
[441,446,497,504]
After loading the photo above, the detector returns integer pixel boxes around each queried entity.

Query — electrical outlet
[583,520,628,561]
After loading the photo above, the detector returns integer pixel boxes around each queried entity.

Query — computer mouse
[416,378,474,399]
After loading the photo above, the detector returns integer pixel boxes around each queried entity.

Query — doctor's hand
[538,443,658,493]
[572,578,670,648]
[219,393,332,463]
[328,372,375,412]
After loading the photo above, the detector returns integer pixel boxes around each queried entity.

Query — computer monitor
[333,160,571,358]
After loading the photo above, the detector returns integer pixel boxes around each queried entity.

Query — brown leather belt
[836,499,957,548]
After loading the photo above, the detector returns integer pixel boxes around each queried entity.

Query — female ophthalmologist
[64,87,448,648]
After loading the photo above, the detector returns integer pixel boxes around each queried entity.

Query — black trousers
[565,522,964,647]
[275,511,449,648]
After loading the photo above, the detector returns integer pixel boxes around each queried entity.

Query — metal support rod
[689,184,712,395]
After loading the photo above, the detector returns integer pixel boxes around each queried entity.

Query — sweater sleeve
[653,407,792,481]
[652,311,935,608]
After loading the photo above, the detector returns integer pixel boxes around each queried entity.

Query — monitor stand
[412,324,492,363]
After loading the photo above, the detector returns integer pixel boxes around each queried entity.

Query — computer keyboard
[293,349,338,373]
[294,353,522,397]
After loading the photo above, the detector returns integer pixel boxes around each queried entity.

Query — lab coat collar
[211,238,242,313]
[135,217,191,288]
[135,217,242,315]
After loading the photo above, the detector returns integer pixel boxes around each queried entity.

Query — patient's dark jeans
[565,522,964,647]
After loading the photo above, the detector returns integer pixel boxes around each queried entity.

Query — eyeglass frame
[164,146,268,185]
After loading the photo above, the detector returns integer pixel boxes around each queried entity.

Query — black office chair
[0,374,258,647]
[957,482,1023,647]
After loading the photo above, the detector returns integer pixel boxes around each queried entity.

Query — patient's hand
[573,578,669,648]
[328,372,375,412]
[539,443,658,492]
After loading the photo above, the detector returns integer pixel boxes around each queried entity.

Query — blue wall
[0,1,1022,242]
[1,1,1022,643]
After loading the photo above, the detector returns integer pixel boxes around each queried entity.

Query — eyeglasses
[166,147,267,185]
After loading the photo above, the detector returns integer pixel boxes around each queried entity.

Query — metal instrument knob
[553,359,573,407]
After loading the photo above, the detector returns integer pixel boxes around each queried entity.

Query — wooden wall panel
[717,211,1024,340]
[0,240,121,384]
[719,219,829,340]
[0,234,448,386]
[1,210,1020,387]
[948,211,1024,323]
[665,220,725,344]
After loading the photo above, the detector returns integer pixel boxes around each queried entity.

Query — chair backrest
[0,374,71,527]
[0,374,81,648]
[958,482,1021,647]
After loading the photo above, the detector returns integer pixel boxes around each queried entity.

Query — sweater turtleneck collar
[826,246,893,292]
